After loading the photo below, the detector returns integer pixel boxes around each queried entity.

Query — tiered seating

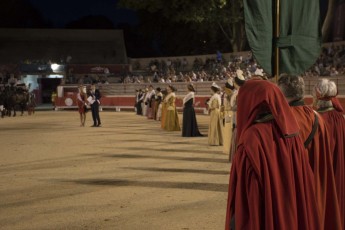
[55,77,345,113]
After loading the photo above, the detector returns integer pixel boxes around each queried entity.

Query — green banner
[244,0,322,76]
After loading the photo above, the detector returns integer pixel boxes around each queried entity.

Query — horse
[4,86,29,117]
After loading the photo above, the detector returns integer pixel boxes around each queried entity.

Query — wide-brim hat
[211,82,221,92]
[225,80,235,91]
[234,69,245,86]
[254,68,264,77]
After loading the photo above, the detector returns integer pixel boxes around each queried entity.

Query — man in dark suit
[89,83,102,127]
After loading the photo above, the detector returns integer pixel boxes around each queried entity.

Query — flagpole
[274,0,280,82]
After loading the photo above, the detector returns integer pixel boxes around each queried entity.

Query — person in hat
[159,89,168,124]
[145,85,156,119]
[226,79,321,230]
[142,88,149,116]
[208,82,223,146]
[162,85,181,131]
[153,87,163,120]
[135,89,144,115]
[182,84,203,137]
[313,78,345,228]
[222,80,235,159]
[229,69,246,159]
[252,67,268,80]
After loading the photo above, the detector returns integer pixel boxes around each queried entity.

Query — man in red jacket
[226,79,321,230]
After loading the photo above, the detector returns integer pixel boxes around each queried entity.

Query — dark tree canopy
[119,0,246,53]
[0,0,49,28]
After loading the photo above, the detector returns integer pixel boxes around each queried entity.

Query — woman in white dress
[208,82,223,146]
[222,80,235,156]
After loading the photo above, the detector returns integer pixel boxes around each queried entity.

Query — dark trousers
[91,102,101,125]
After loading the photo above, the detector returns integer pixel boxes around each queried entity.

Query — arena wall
[55,77,345,114]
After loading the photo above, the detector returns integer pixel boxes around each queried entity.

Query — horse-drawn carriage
[0,84,36,117]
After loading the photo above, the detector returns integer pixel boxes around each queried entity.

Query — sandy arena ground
[0,111,231,230]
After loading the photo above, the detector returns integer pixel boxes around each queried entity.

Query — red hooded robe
[318,97,345,229]
[226,79,321,230]
[289,101,341,229]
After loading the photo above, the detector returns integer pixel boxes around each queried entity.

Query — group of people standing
[206,70,246,162]
[76,83,102,127]
[133,69,247,154]
[124,70,345,230]
[134,73,345,230]
[135,84,202,136]
[225,75,345,230]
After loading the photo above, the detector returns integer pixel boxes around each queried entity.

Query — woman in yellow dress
[208,83,223,146]
[160,89,168,128]
[163,85,181,131]
[222,80,235,157]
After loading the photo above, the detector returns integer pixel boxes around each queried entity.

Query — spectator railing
[55,76,345,113]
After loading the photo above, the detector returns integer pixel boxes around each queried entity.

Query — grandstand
[55,77,345,114]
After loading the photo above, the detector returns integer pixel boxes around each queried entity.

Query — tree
[119,0,246,52]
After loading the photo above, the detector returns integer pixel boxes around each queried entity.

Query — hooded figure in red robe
[278,75,341,229]
[226,79,321,230]
[314,78,345,229]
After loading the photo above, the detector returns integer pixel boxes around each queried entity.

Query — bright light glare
[51,64,60,71]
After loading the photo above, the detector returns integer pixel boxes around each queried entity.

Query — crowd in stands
[1,44,344,86]
[63,75,110,85]
[304,45,345,77]
[122,52,259,84]
[123,44,345,84]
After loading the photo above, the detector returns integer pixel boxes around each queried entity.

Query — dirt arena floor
[0,111,231,230]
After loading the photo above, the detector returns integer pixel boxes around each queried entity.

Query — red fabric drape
[226,79,321,230]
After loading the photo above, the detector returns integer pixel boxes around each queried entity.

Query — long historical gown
[160,100,167,129]
[146,90,155,119]
[229,90,238,161]
[226,79,321,230]
[136,92,143,115]
[163,92,181,131]
[317,98,345,229]
[153,92,162,120]
[222,94,233,156]
[182,92,202,137]
[208,93,223,146]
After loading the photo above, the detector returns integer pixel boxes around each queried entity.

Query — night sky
[27,0,329,29]
[28,0,137,27]
[0,0,339,57]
